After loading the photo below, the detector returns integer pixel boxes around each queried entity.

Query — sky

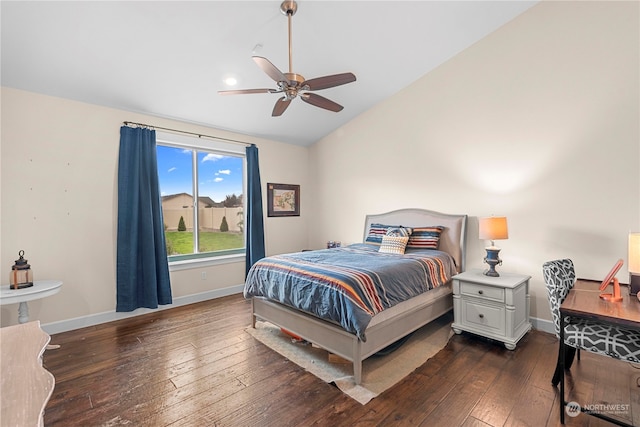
[156,145,243,203]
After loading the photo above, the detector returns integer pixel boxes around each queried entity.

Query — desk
[0,280,62,323]
[0,321,55,426]
[559,279,640,425]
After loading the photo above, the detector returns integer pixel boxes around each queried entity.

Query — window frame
[156,131,247,268]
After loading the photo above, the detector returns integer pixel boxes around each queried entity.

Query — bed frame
[250,208,468,384]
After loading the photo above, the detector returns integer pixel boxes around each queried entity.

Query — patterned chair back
[543,259,576,338]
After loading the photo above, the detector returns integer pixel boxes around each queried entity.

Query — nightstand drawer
[459,281,504,302]
[462,300,505,335]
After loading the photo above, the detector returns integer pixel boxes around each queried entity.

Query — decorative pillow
[406,226,445,249]
[365,223,395,245]
[379,235,409,255]
[386,226,412,238]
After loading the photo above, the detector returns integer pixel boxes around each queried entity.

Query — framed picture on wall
[267,183,300,217]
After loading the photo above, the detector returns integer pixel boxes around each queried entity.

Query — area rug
[245,311,454,405]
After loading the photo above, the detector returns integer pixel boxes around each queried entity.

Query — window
[156,132,245,263]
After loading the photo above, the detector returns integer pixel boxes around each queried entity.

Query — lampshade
[629,232,640,274]
[479,217,509,241]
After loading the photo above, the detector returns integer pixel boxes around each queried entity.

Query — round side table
[0,280,63,324]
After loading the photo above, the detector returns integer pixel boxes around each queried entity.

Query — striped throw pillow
[365,223,395,245]
[379,235,409,255]
[406,226,445,249]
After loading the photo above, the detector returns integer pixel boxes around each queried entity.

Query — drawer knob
[478,290,484,295]
[479,314,485,319]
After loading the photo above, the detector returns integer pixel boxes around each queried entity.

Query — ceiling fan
[218,0,356,117]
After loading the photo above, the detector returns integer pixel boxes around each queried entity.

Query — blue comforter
[244,244,457,341]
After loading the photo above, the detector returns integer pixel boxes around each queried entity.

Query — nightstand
[451,270,531,350]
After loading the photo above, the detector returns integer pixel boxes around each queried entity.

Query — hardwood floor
[43,294,640,426]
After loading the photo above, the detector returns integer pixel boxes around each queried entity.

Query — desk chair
[543,258,640,387]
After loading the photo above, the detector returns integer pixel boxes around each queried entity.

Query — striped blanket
[244,244,457,341]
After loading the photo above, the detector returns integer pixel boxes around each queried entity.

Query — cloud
[202,153,224,162]
[214,177,224,182]
[168,167,176,173]
[218,169,231,175]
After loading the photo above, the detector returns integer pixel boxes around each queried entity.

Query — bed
[245,208,467,384]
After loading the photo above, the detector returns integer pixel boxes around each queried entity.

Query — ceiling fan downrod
[280,1,297,74]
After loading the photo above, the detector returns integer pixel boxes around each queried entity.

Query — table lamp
[629,232,640,296]
[479,216,508,277]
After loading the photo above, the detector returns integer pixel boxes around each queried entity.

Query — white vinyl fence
[163,207,243,232]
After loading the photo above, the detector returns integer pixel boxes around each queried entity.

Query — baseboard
[42,289,558,338]
[41,284,245,335]
[530,316,555,335]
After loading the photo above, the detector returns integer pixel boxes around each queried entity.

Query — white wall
[308,1,639,322]
[0,87,310,328]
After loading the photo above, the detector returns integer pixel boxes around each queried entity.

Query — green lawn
[165,231,244,255]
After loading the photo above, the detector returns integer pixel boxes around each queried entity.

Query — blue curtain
[116,126,172,311]
[245,144,265,277]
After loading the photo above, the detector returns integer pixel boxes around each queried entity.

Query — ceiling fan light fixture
[223,76,238,86]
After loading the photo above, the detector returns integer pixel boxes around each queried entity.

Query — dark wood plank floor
[43,294,640,426]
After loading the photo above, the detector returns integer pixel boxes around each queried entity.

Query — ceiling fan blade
[272,97,292,117]
[300,93,343,112]
[218,88,278,95]
[304,72,356,91]
[253,56,288,83]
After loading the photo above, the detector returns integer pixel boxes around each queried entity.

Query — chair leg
[552,345,576,387]
[565,346,577,369]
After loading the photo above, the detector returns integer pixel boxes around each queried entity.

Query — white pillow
[378,235,409,255]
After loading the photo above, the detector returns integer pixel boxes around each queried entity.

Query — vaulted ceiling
[1,1,537,146]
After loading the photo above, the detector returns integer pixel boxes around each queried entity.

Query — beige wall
[0,88,310,327]
[308,1,639,322]
[2,1,638,330]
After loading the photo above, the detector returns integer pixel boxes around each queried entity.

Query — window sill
[168,253,245,271]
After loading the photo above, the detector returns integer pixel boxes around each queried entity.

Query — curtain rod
[122,121,252,147]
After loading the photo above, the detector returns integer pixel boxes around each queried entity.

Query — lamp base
[483,247,502,277]
[483,268,500,277]
[630,273,640,296]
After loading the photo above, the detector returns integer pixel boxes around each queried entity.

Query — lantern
[10,250,34,289]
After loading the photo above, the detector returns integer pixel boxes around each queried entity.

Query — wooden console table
[559,279,640,426]
[0,321,55,426]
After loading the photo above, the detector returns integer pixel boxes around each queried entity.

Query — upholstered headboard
[362,208,468,272]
